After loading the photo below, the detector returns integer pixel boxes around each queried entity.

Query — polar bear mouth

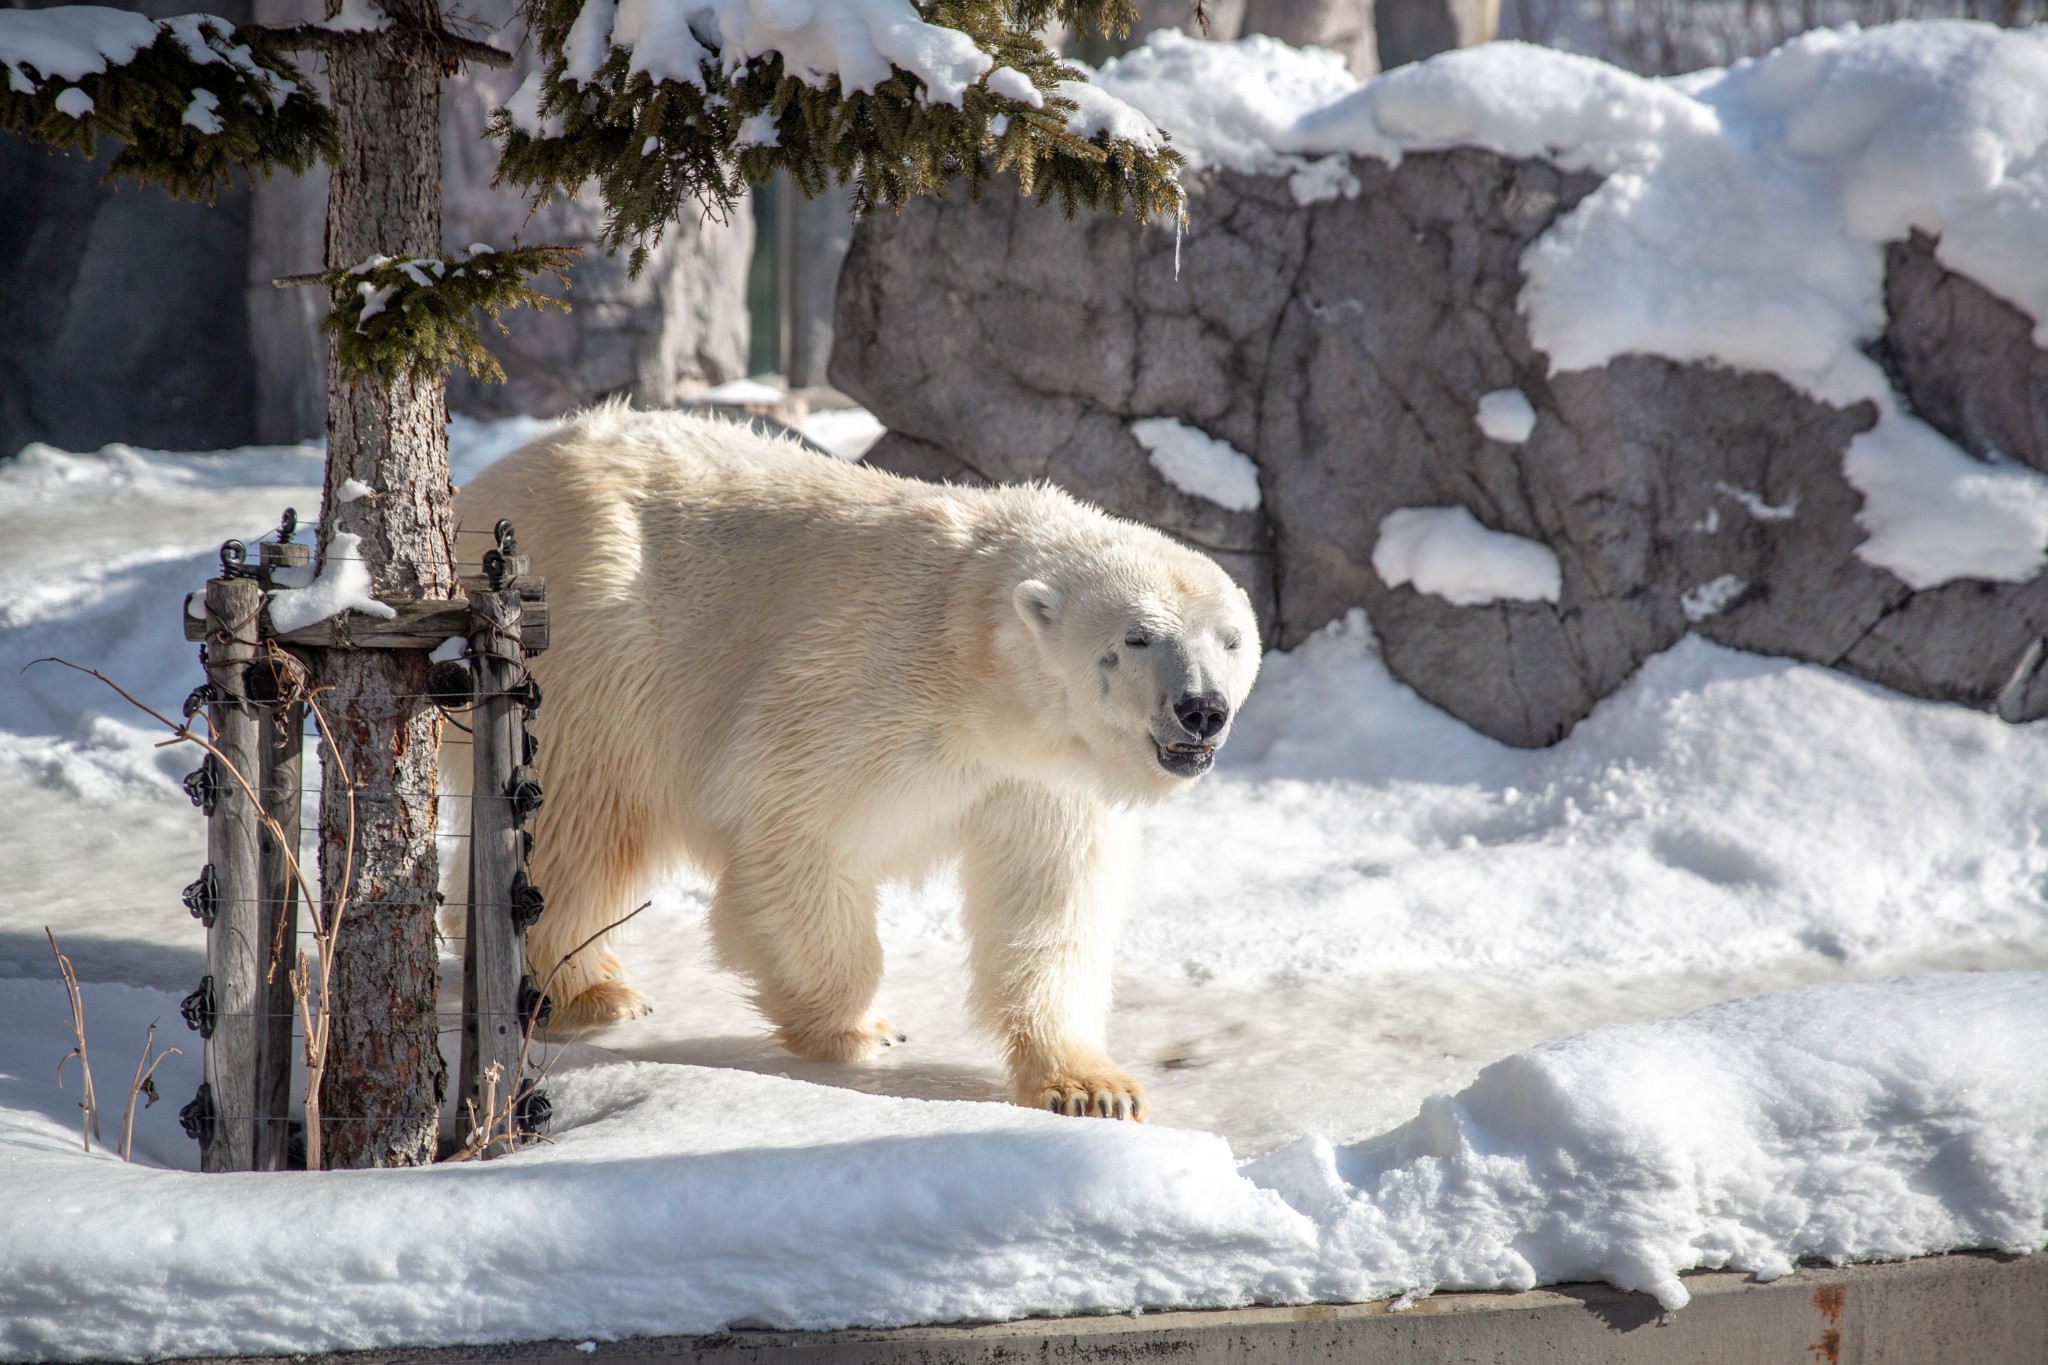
[1153,740,1216,777]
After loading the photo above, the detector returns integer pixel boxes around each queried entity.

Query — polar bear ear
[1013,579,1061,639]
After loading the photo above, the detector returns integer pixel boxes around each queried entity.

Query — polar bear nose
[1173,692,1230,741]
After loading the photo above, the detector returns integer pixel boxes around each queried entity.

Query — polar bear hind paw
[542,980,654,1035]
[1028,1068,1148,1121]
[777,1014,907,1063]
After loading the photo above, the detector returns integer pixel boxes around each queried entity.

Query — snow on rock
[1,972,2040,1357]
[1372,506,1561,606]
[264,532,397,634]
[565,0,993,106]
[1131,416,1262,511]
[1092,23,2048,590]
[797,407,886,462]
[1475,388,1537,443]
[1680,574,1746,622]
[1245,972,2048,1311]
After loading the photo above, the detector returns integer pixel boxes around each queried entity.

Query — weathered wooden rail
[176,517,551,1169]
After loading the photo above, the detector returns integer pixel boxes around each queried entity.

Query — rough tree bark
[315,0,456,1168]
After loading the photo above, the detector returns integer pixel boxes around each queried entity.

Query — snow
[319,0,389,34]
[5,420,2048,1354]
[695,377,785,405]
[1130,416,1262,511]
[1371,506,1562,605]
[1713,481,1798,521]
[335,477,374,503]
[1680,573,1746,621]
[1055,74,1168,152]
[1475,388,1537,443]
[180,87,220,135]
[985,65,1041,109]
[0,6,155,92]
[565,0,992,107]
[797,406,886,462]
[263,531,398,634]
[1092,24,2048,591]
[51,86,91,117]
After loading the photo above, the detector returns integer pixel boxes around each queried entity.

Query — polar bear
[451,406,1260,1119]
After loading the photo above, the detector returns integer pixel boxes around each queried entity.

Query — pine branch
[494,0,1183,274]
[320,245,580,385]
[0,12,335,201]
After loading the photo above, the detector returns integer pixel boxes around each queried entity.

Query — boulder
[832,150,2048,747]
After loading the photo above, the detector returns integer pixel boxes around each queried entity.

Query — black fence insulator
[520,829,534,864]
[219,540,252,578]
[515,1085,551,1134]
[182,864,218,927]
[277,507,298,544]
[179,1082,216,1146]
[182,684,216,721]
[495,519,517,556]
[511,677,542,717]
[506,767,544,824]
[183,757,220,815]
[509,870,545,933]
[180,975,217,1038]
[245,658,285,706]
[426,660,474,710]
[517,975,551,1032]
[481,548,507,590]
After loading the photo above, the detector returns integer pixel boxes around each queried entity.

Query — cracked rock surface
[833,149,2048,747]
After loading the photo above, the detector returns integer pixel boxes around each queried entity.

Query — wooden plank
[201,577,265,1173]
[182,594,547,656]
[458,588,528,1152]
[254,693,303,1171]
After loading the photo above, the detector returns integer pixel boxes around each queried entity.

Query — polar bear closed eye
[447,406,1261,1120]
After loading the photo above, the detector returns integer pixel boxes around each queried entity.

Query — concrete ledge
[170,1251,2045,1365]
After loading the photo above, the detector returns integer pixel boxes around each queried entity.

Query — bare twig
[120,1022,181,1163]
[46,929,99,1153]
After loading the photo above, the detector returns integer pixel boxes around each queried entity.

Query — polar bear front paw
[1025,1067,1148,1121]
[779,1014,907,1063]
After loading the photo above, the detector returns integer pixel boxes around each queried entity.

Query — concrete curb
[165,1251,2044,1365]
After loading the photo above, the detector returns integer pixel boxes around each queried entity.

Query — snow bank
[2,972,2040,1358]
[1131,416,1262,511]
[1371,506,1562,605]
[1094,24,2048,590]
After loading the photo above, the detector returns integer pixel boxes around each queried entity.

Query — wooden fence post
[254,537,309,1170]
[186,566,265,1172]
[458,525,545,1152]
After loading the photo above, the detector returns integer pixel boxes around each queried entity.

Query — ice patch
[1130,417,1262,512]
[1372,506,1562,606]
[1475,388,1537,443]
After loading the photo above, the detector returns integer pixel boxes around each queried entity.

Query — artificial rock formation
[832,151,2048,747]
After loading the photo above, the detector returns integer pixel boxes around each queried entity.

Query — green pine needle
[0,16,334,201]
[494,0,1183,273]
[321,245,580,385]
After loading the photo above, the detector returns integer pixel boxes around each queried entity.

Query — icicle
[1172,186,1187,281]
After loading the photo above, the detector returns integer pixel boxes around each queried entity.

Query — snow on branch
[319,244,580,384]
[0,7,333,200]
[494,0,1183,271]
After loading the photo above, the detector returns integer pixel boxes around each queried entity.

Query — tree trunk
[315,1,455,1169]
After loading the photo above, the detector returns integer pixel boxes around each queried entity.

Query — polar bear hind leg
[707,849,905,1062]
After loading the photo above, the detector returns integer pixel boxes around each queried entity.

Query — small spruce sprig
[0,15,334,201]
[494,0,1183,273]
[320,245,580,384]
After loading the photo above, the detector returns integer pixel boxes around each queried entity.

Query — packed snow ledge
[1091,20,2048,589]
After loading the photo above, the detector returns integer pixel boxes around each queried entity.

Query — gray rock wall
[832,152,2048,747]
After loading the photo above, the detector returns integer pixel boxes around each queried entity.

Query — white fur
[449,407,1260,1117]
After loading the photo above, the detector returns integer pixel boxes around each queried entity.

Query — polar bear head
[1010,534,1261,802]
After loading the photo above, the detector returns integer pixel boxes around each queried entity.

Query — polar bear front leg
[959,781,1147,1120]
[708,850,903,1062]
